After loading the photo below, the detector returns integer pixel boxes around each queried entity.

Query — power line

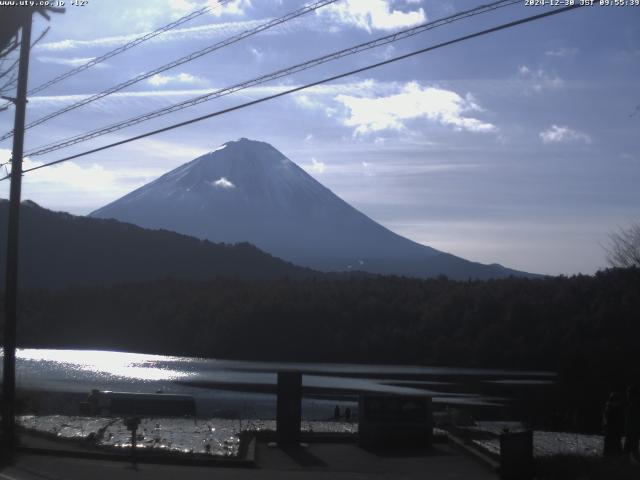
[1,3,583,182]
[0,2,221,111]
[0,0,340,143]
[28,6,213,96]
[25,0,521,157]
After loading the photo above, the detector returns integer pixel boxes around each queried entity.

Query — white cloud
[28,89,216,109]
[212,176,235,188]
[517,65,564,93]
[119,138,209,165]
[361,161,373,176]
[147,72,206,87]
[545,47,578,57]
[0,149,127,193]
[26,80,496,141]
[335,81,496,135]
[318,0,426,32]
[307,158,479,179]
[208,0,253,17]
[168,0,252,17]
[293,94,324,110]
[26,81,389,111]
[36,56,108,68]
[539,125,591,144]
[380,44,396,60]
[308,157,326,174]
[249,46,264,61]
[168,0,199,14]
[25,160,119,191]
[36,18,267,51]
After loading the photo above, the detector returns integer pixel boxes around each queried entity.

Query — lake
[9,348,556,418]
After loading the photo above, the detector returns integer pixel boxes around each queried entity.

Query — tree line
[3,267,639,431]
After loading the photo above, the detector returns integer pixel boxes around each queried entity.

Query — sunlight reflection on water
[2,348,555,409]
[16,348,195,382]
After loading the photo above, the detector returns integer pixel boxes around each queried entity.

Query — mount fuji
[91,138,532,279]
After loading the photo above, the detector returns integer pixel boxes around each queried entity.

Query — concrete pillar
[499,430,533,480]
[276,371,302,445]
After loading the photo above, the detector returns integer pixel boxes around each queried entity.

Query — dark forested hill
[15,268,639,370]
[4,266,638,431]
[12,267,640,431]
[0,200,314,288]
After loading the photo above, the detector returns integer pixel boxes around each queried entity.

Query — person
[344,407,351,422]
[334,405,340,420]
[624,384,640,459]
[602,391,625,455]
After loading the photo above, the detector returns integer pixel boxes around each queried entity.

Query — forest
[5,266,639,431]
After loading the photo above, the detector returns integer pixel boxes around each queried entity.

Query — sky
[0,0,638,276]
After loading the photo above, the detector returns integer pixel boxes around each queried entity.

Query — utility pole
[2,12,33,459]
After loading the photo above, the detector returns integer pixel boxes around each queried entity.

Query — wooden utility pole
[2,12,33,458]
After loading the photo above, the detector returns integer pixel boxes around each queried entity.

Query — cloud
[292,93,342,119]
[358,161,373,177]
[168,0,199,14]
[249,46,264,62]
[307,158,326,174]
[36,56,108,68]
[27,88,219,111]
[147,72,207,87]
[207,0,253,17]
[26,80,389,111]
[25,80,494,141]
[293,94,324,110]
[318,0,426,32]
[335,81,496,135]
[0,149,128,193]
[320,159,479,178]
[36,18,269,51]
[539,125,591,144]
[379,44,396,60]
[545,47,578,57]
[117,137,209,164]
[25,160,118,190]
[212,176,235,188]
[517,65,564,93]
[168,0,252,17]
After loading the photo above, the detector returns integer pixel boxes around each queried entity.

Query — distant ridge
[0,199,314,289]
[91,138,536,280]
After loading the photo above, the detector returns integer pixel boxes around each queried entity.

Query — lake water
[10,348,555,418]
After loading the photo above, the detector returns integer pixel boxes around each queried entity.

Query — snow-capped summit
[139,138,338,213]
[91,138,531,279]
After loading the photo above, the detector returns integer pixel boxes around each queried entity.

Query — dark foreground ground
[4,430,640,479]
[1,438,497,480]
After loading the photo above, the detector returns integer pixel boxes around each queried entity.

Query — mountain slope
[91,138,534,280]
[0,200,313,289]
